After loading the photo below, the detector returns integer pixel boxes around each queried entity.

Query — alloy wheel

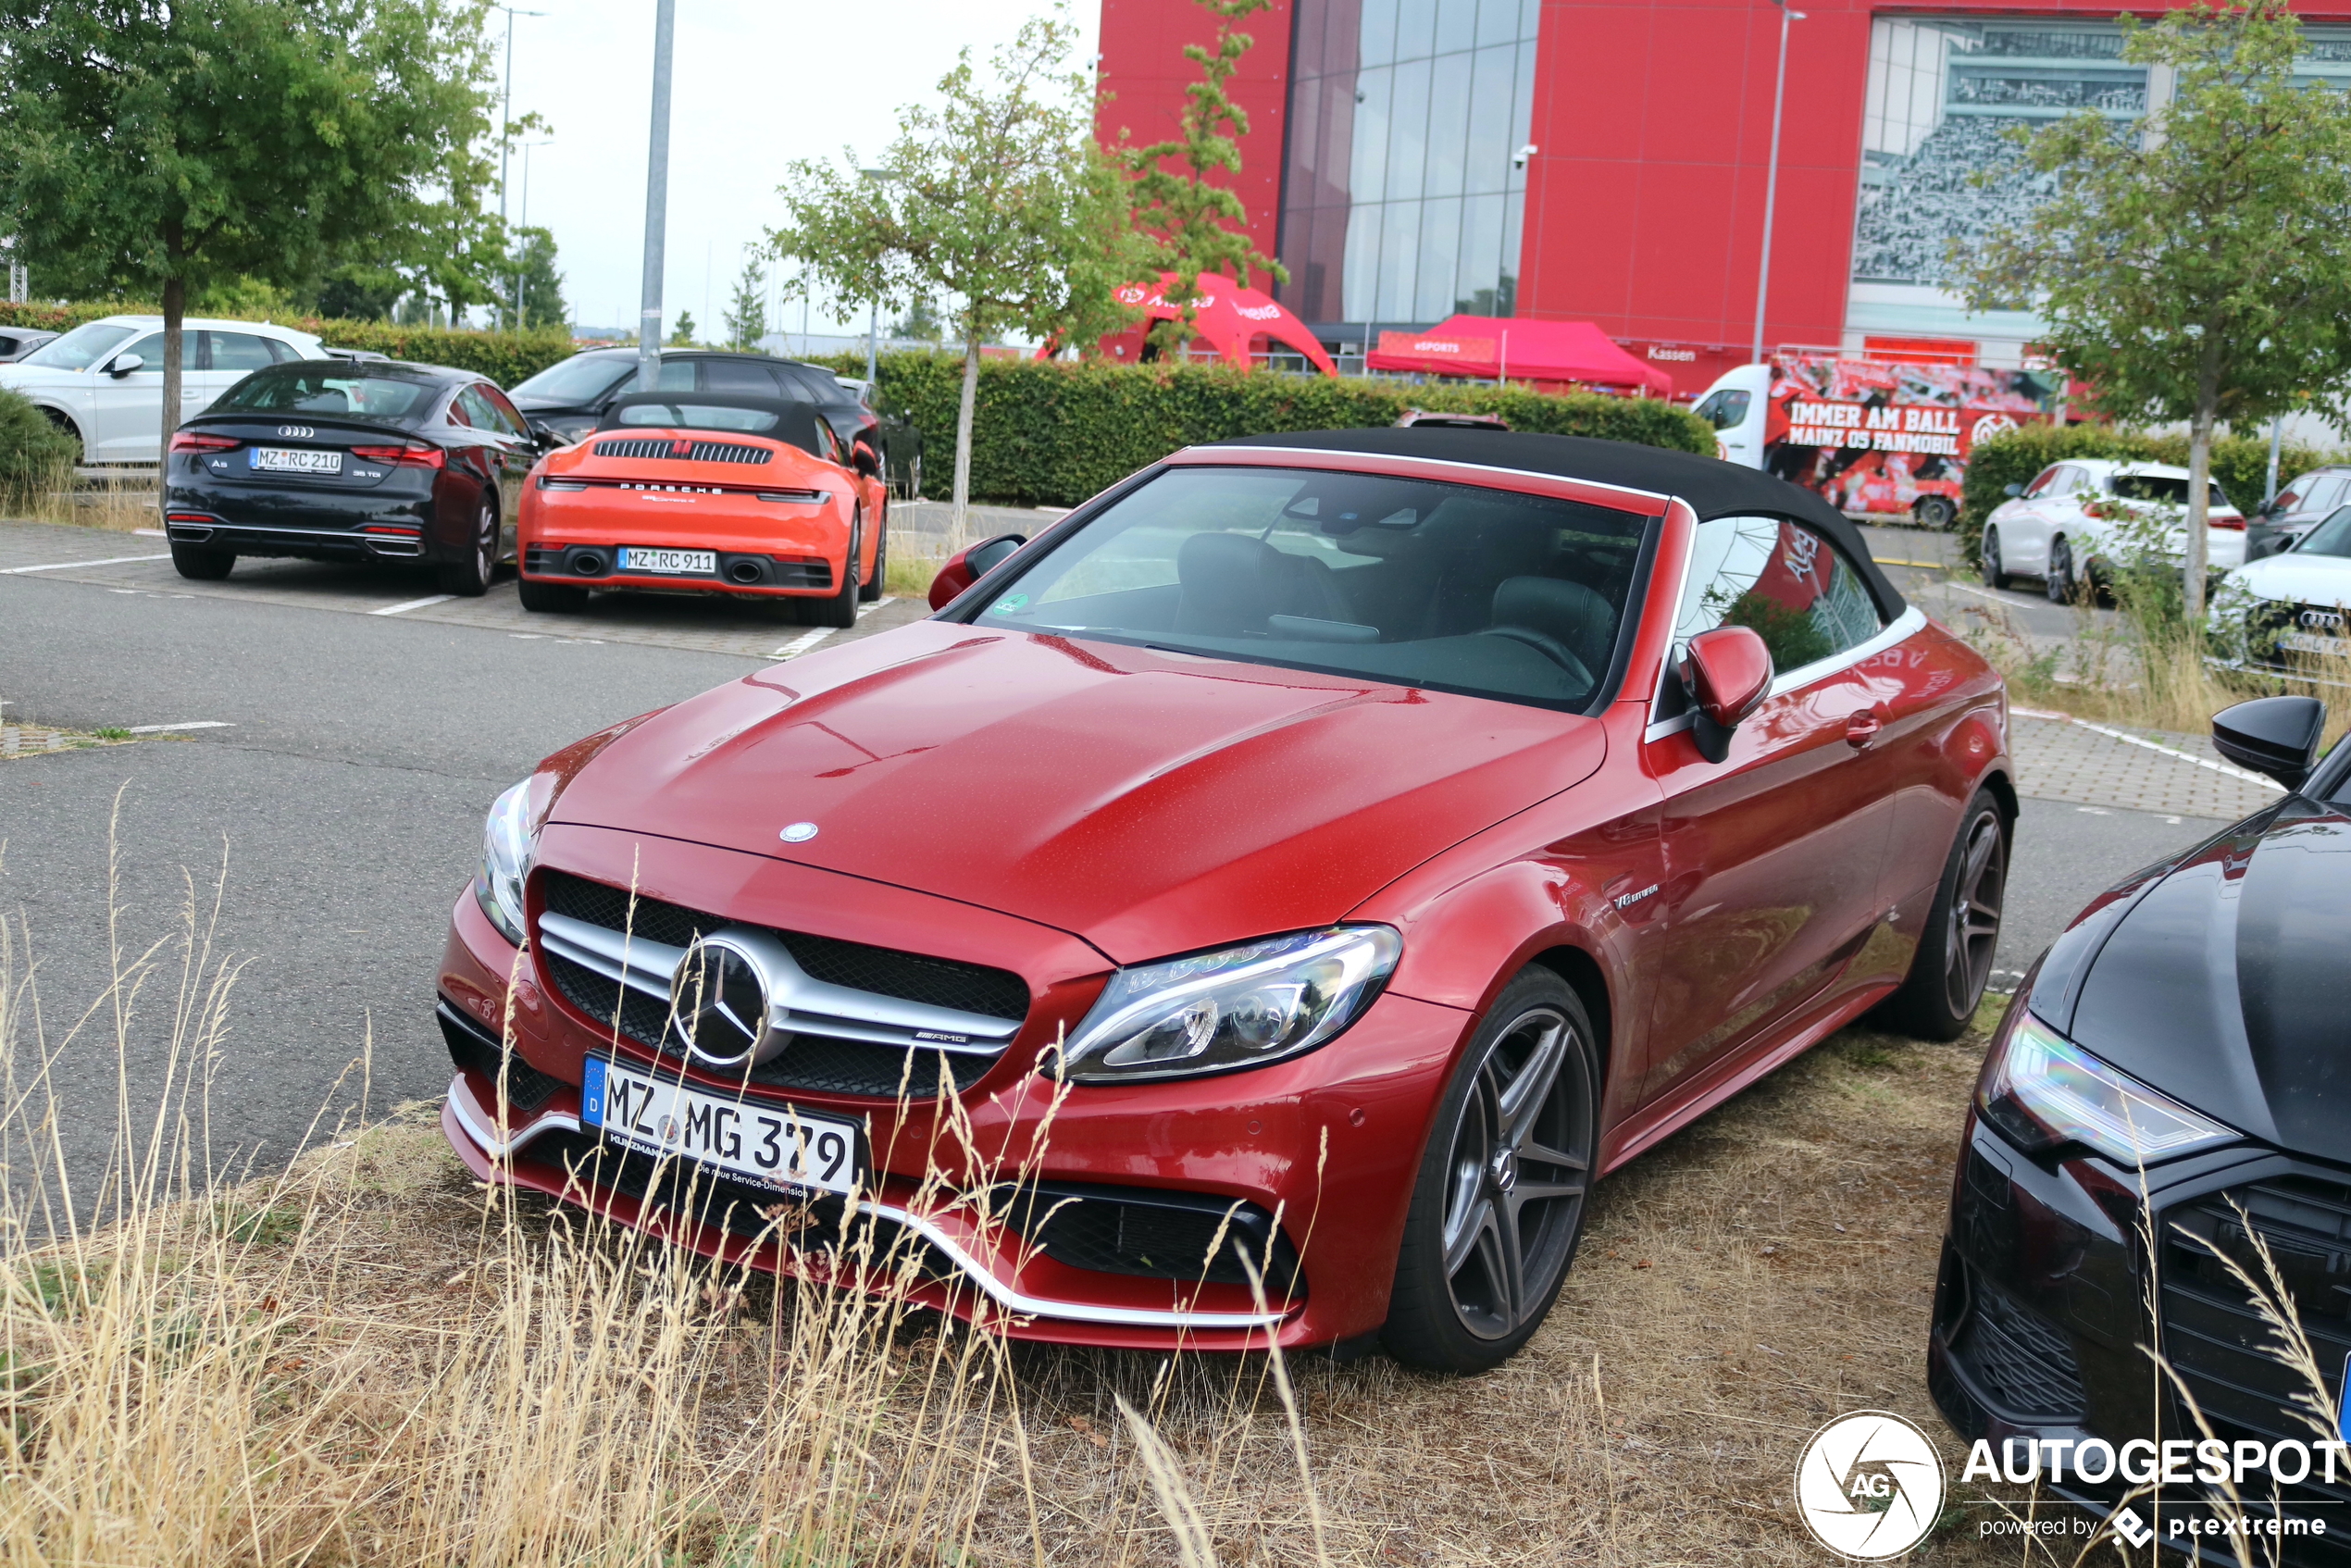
[1439,1004,1593,1341]
[2046,538,2074,604]
[475,504,494,583]
[1942,807,2007,1019]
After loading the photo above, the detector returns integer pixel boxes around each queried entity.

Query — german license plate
[2281,630,2351,657]
[581,1055,865,1197]
[249,446,342,476]
[618,547,715,575]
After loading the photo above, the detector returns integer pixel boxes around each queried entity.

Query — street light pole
[638,0,677,391]
[859,168,889,384]
[495,6,546,331]
[1751,0,1804,364]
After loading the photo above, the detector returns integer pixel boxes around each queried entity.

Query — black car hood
[2046,800,2351,1164]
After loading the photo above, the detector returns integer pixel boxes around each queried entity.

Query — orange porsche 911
[516,392,887,625]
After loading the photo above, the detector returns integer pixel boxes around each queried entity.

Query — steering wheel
[1477,625,1596,689]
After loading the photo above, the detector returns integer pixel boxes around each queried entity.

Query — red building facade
[1099,0,2351,396]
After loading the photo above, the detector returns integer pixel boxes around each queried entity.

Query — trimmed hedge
[0,301,578,385]
[815,351,1713,507]
[1959,422,2343,554]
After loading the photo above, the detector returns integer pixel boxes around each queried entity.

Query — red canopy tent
[1087,272,1337,377]
[1366,315,1673,396]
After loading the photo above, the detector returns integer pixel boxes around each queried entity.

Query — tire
[860,503,887,602]
[44,409,84,467]
[1914,495,1957,531]
[169,541,235,580]
[1381,967,1599,1374]
[1875,789,2009,1041]
[1980,525,2012,591]
[437,499,496,597]
[2045,536,2077,604]
[808,512,860,628]
[518,577,590,614]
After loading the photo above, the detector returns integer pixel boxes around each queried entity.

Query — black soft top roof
[1203,428,1907,620]
[599,392,828,458]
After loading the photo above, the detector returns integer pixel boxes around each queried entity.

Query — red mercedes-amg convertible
[515,392,885,625]
[437,429,2012,1371]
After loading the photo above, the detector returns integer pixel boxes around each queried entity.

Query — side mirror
[852,441,880,479]
[107,354,145,378]
[926,531,1029,611]
[2003,482,2025,498]
[2212,694,2325,791]
[1681,625,1774,764]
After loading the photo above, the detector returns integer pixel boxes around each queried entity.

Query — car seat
[1172,531,1354,637]
[1480,576,1616,681]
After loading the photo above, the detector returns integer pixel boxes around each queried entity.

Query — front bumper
[1930,1109,2351,1561]
[436,834,1469,1350]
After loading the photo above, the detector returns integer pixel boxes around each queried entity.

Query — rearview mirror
[852,442,880,479]
[2003,482,2024,498]
[927,531,1029,611]
[107,354,145,378]
[1681,625,1774,763]
[2212,694,2325,790]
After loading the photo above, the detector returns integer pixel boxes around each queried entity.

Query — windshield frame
[19,321,140,371]
[2295,504,2351,557]
[942,456,1666,716]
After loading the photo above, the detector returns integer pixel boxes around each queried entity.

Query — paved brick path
[2009,709,2280,821]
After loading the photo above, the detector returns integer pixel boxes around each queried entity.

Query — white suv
[0,315,329,464]
[1979,457,2245,602]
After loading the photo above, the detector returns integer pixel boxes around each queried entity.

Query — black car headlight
[1977,1007,2237,1164]
[473,779,538,947]
[1051,927,1402,1085]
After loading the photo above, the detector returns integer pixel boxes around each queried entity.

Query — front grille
[535,869,1028,1099]
[1947,1277,2088,1420]
[591,437,773,464]
[2160,1173,2351,1550]
[994,1181,1303,1294]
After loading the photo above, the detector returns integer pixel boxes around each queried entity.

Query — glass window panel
[1519,0,1540,39]
[1344,201,1382,322]
[1676,516,1884,668]
[1417,196,1463,317]
[1457,193,1504,311]
[1379,201,1421,319]
[205,332,278,372]
[1476,0,1517,49]
[1359,0,1398,65]
[1464,44,1516,194]
[1386,56,1432,200]
[1394,0,1437,62]
[1433,0,1479,53]
[1423,50,1473,197]
[1351,63,1392,205]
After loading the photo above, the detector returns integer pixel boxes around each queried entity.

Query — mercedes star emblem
[665,935,773,1070]
[779,821,819,843]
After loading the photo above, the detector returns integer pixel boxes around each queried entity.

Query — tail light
[351,442,446,469]
[2209,514,2246,530]
[169,431,238,453]
[2081,500,2118,519]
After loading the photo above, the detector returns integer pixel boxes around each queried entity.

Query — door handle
[1846,709,1884,749]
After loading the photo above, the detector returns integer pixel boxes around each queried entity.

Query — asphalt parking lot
[0,515,2278,1200]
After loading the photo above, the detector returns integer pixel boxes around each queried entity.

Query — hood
[2057,800,2351,1164]
[547,621,1607,964]
[2229,552,2351,609]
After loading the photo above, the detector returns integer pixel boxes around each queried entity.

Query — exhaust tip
[571,552,605,578]
[728,560,765,584]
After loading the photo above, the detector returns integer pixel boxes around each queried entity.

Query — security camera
[1512,143,1537,170]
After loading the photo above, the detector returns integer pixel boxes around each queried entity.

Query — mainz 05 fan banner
[1765,355,2061,516]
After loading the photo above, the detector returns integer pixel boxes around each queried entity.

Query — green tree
[770,8,1140,541]
[510,225,566,330]
[1964,0,2351,617]
[891,293,943,342]
[667,310,698,347]
[721,255,767,350]
[316,262,406,320]
[1114,0,1285,355]
[0,0,499,454]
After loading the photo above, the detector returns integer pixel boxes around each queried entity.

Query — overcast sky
[502,0,1099,339]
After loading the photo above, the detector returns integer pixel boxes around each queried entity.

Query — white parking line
[371,593,456,616]
[126,721,233,734]
[769,628,834,660]
[1,553,172,575]
[2013,705,2283,791]
[859,595,895,617]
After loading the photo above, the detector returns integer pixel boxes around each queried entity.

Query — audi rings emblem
[2300,608,2345,631]
[665,935,775,1069]
[276,425,316,439]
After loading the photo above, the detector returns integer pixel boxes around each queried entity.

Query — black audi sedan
[1930,695,2351,1559]
[162,361,541,594]
[505,347,923,497]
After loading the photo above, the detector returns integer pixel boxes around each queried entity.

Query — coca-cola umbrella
[1088,272,1337,376]
[1367,314,1673,395]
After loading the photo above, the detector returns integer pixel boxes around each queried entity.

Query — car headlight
[1051,927,1402,1085]
[1976,1008,2237,1164]
[474,779,537,946]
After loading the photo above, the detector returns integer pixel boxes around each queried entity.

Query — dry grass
[3,819,2058,1566]
[3,468,158,533]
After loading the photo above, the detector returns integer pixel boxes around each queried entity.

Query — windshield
[1694,389,1751,430]
[613,403,780,432]
[2297,506,2351,557]
[966,466,1649,712]
[20,322,137,370]
[2110,473,2229,508]
[211,367,437,422]
[509,353,635,404]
